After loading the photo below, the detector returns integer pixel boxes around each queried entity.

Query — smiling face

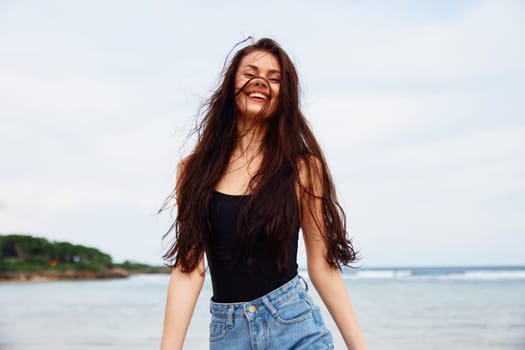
[234,50,281,120]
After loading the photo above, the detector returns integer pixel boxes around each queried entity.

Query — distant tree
[55,242,74,263]
[0,234,114,269]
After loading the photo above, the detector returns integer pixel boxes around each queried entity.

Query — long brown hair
[160,38,356,272]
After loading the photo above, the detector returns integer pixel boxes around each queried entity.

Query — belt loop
[227,306,234,328]
[262,296,278,316]
[298,274,309,291]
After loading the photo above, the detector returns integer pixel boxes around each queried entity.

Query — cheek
[234,94,245,111]
[234,79,244,94]
[271,88,280,104]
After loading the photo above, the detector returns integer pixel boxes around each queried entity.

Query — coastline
[0,267,130,283]
[0,267,171,283]
[0,234,171,283]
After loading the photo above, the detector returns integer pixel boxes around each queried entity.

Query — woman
[160,38,368,349]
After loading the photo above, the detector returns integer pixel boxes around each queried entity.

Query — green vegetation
[0,234,113,273]
[115,260,169,274]
[0,234,168,276]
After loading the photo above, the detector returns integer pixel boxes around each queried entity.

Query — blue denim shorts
[209,274,334,349]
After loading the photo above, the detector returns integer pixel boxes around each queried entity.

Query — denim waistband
[210,274,308,320]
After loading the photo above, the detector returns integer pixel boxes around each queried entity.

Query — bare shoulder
[296,154,324,197]
[176,155,192,177]
[174,156,194,205]
[297,154,323,183]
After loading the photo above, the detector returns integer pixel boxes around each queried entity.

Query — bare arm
[298,158,368,350]
[160,257,205,350]
[160,157,205,349]
[307,256,367,349]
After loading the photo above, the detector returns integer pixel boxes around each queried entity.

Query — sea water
[1,266,524,350]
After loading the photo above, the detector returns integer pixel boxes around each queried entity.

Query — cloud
[287,0,525,108]
[305,92,443,153]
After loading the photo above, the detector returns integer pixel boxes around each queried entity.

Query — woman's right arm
[160,157,205,349]
[160,256,205,350]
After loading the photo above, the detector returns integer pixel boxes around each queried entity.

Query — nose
[252,76,268,89]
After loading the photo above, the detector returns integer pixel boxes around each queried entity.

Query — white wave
[434,271,525,281]
[340,269,525,280]
[342,270,412,279]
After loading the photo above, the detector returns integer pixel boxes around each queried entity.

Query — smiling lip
[247,91,269,102]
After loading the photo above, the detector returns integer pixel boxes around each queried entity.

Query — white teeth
[248,92,267,100]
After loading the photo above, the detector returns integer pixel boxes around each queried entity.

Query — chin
[240,106,277,120]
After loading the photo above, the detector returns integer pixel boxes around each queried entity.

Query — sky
[0,0,523,267]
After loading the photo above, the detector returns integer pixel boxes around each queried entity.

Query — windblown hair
[160,38,357,272]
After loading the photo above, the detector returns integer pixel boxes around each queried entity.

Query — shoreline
[0,268,131,283]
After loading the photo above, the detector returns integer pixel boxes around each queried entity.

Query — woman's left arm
[298,158,368,350]
[306,253,368,350]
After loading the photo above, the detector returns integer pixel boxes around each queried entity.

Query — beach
[1,267,524,349]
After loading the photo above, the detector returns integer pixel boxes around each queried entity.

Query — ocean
[1,266,524,349]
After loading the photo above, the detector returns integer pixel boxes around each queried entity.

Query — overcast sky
[1,0,523,267]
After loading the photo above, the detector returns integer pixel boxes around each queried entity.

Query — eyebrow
[243,64,281,75]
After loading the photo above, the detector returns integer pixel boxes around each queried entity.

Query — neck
[235,118,267,156]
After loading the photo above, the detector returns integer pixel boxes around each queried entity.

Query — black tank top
[206,190,299,302]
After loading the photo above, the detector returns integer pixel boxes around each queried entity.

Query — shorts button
[248,305,256,313]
